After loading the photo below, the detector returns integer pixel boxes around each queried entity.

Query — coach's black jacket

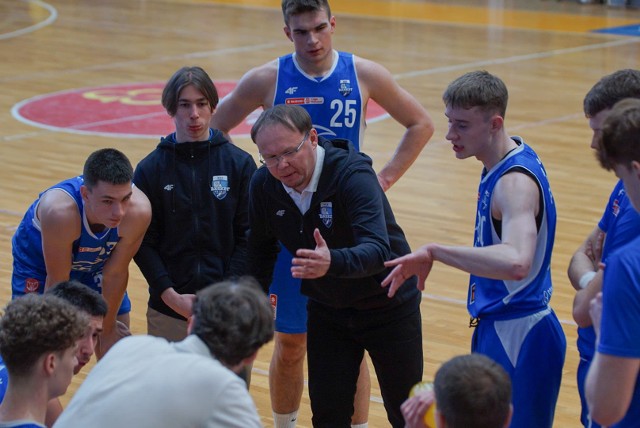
[248,137,420,312]
[134,129,257,320]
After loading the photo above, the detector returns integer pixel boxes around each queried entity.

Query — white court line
[0,0,57,40]
[0,209,21,217]
[393,37,639,80]
[0,42,290,84]
[2,17,635,140]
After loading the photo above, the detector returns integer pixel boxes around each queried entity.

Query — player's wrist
[579,271,597,289]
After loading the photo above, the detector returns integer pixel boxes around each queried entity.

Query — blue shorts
[471,308,566,428]
[269,245,308,334]
[12,271,132,315]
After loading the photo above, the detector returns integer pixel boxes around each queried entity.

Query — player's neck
[483,132,517,171]
[0,383,48,425]
[296,50,336,78]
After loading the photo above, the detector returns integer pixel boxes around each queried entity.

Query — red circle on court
[12,81,389,138]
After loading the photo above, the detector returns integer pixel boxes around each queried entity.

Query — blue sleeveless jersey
[274,50,364,150]
[0,356,7,404]
[468,138,556,319]
[12,176,120,295]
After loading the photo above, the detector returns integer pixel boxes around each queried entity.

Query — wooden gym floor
[1,0,640,426]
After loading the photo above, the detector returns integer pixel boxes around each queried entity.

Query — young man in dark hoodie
[247,104,423,428]
[133,66,257,343]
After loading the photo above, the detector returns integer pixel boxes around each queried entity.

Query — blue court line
[593,23,640,36]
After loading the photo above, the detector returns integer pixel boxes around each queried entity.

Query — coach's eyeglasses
[259,132,309,167]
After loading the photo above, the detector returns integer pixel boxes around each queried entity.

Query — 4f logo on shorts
[319,202,333,228]
[211,175,230,200]
[339,79,352,97]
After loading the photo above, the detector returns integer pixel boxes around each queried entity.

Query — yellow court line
[185,0,640,33]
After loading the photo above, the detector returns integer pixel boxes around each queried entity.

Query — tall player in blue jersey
[11,148,151,358]
[586,98,640,427]
[567,69,640,428]
[383,70,566,428]
[210,1,434,427]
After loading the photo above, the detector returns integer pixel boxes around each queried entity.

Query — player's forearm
[586,356,636,426]
[377,124,433,191]
[573,285,598,327]
[430,243,531,280]
[101,272,128,333]
[568,250,598,291]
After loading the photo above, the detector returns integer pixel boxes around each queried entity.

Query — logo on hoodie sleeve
[211,175,230,200]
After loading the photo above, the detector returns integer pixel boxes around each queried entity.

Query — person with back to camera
[402,353,512,428]
[53,276,274,428]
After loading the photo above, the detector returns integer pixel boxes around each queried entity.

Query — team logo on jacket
[339,79,352,97]
[319,202,333,228]
[211,175,230,200]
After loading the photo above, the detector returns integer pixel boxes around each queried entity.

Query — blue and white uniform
[469,137,566,428]
[0,356,7,404]
[11,176,130,314]
[597,235,640,427]
[577,181,640,427]
[270,50,364,333]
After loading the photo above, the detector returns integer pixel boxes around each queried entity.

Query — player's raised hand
[292,228,330,279]
[382,245,434,298]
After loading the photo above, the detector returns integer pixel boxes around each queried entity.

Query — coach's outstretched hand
[292,228,331,279]
[382,245,434,298]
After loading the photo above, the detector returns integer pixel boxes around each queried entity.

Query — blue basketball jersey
[0,356,7,404]
[274,50,364,150]
[578,181,640,360]
[12,176,120,295]
[598,236,640,427]
[468,137,556,319]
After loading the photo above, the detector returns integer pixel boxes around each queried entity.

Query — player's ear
[309,128,318,147]
[631,160,640,179]
[80,185,90,202]
[43,352,57,376]
[489,114,504,133]
[283,25,293,42]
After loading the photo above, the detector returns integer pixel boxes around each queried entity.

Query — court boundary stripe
[0,0,57,40]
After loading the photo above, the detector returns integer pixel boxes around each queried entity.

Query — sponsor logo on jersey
[613,198,620,217]
[285,97,324,105]
[276,210,285,217]
[25,278,40,293]
[210,175,229,200]
[78,246,102,253]
[285,86,298,95]
[339,79,353,97]
[164,184,174,191]
[319,202,333,228]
